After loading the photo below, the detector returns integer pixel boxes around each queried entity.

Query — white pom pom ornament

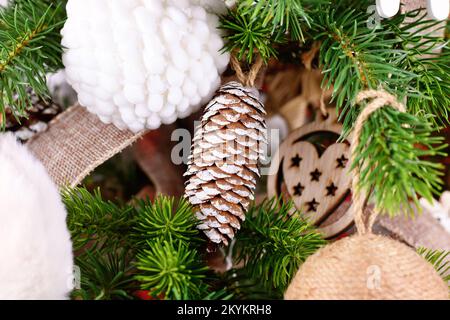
[61,0,230,132]
[0,134,74,299]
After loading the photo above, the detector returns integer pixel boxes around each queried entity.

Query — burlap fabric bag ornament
[285,90,449,300]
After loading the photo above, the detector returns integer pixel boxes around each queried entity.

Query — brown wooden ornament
[267,110,354,238]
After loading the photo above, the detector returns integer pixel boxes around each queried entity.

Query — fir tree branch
[418,247,450,288]
[0,0,66,127]
[72,245,137,300]
[63,188,135,251]
[134,196,200,244]
[219,7,283,63]
[237,0,325,42]
[353,106,446,216]
[135,239,210,300]
[312,2,415,128]
[384,9,450,126]
[234,198,325,290]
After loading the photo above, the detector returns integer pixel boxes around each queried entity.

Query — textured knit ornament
[61,0,230,133]
[267,110,354,238]
[184,81,267,245]
[285,90,449,300]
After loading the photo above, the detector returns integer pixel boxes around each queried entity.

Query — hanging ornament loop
[351,90,406,235]
[230,52,264,87]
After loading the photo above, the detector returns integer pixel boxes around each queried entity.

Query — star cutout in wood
[293,183,304,196]
[310,169,322,181]
[326,182,338,196]
[290,154,302,168]
[306,198,319,212]
[336,154,349,168]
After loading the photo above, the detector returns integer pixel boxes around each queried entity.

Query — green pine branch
[220,0,326,63]
[233,198,325,291]
[385,10,450,126]
[0,0,66,127]
[418,247,450,288]
[64,188,325,300]
[72,245,137,300]
[62,188,135,251]
[134,196,200,244]
[353,105,446,217]
[135,239,210,300]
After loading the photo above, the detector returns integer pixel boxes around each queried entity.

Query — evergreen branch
[237,0,326,42]
[134,196,200,244]
[353,107,446,216]
[312,2,415,128]
[234,198,325,290]
[63,187,135,251]
[384,10,450,126]
[135,239,210,300]
[0,0,66,126]
[219,8,283,63]
[72,246,137,300]
[418,247,450,288]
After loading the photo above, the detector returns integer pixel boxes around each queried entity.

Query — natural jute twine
[284,90,449,300]
[229,52,264,88]
[26,104,145,188]
[350,90,406,235]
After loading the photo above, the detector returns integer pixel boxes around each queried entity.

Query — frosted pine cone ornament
[61,0,230,133]
[184,81,267,245]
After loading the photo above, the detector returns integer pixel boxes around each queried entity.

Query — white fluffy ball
[61,0,230,133]
[0,134,74,300]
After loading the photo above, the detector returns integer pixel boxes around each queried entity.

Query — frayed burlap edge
[26,104,145,189]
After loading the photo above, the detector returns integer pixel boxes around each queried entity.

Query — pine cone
[184,81,267,245]
[4,92,62,143]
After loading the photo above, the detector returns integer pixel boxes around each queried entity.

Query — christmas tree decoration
[184,54,267,245]
[4,91,62,143]
[61,0,230,133]
[0,133,73,299]
[285,233,448,300]
[284,90,449,300]
[184,80,267,245]
[267,110,354,238]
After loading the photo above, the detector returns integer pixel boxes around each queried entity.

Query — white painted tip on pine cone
[61,0,230,133]
[0,134,73,299]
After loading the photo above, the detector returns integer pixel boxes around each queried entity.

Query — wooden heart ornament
[268,110,354,238]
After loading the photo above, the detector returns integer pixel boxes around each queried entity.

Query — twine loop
[230,52,264,87]
[350,90,406,235]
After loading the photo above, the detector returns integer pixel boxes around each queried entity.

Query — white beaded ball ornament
[61,0,230,132]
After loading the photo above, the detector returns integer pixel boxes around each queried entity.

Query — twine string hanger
[350,89,406,235]
[230,52,264,87]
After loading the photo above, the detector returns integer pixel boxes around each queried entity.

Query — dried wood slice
[267,110,354,238]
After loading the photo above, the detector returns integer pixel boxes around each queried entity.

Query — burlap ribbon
[350,90,406,235]
[26,104,145,188]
